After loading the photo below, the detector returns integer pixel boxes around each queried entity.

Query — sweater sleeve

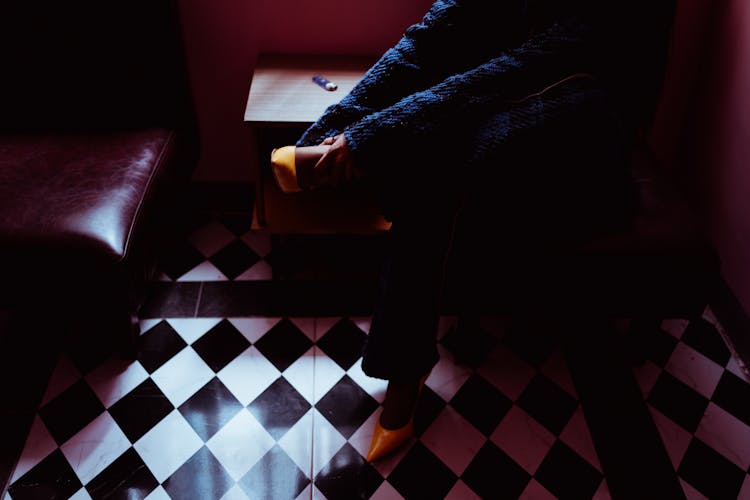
[343,15,597,173]
[296,0,529,147]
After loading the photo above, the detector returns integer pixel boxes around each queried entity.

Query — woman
[293,0,676,461]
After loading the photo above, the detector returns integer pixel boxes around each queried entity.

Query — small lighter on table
[312,75,338,91]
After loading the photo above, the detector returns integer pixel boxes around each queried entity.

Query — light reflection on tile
[284,347,316,404]
[311,409,347,477]
[277,410,314,478]
[205,408,276,481]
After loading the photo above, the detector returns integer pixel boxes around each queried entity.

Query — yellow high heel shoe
[366,371,431,463]
[270,144,328,193]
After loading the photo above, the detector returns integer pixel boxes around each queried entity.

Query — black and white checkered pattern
[6,211,750,499]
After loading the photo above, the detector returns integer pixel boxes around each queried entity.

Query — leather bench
[0,0,199,367]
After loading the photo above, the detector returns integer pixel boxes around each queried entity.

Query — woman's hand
[310,134,365,189]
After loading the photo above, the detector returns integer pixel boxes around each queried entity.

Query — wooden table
[244,54,391,234]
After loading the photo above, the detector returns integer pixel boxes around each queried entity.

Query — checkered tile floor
[5,211,750,499]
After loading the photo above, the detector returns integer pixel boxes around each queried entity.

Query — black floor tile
[315,375,379,440]
[711,370,750,427]
[316,318,367,371]
[501,319,560,367]
[218,212,255,236]
[388,442,458,500]
[680,316,732,367]
[534,441,603,500]
[137,320,188,373]
[516,373,578,435]
[108,378,174,443]
[7,449,83,500]
[162,446,234,500]
[239,445,310,500]
[678,438,746,500]
[159,239,207,281]
[191,319,251,372]
[140,282,201,318]
[178,377,243,441]
[209,239,260,280]
[247,377,311,441]
[647,371,710,433]
[253,318,313,372]
[461,441,531,499]
[414,385,447,437]
[85,447,159,500]
[38,379,105,445]
[449,373,513,436]
[314,443,383,499]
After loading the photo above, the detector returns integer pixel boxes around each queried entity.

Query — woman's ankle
[379,378,423,429]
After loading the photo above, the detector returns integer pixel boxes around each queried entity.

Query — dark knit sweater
[297,0,673,227]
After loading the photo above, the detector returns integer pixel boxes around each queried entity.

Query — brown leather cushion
[0,129,177,262]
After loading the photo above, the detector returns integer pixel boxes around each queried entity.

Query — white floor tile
[61,412,130,485]
[421,406,486,476]
[310,409,347,477]
[477,344,536,402]
[228,317,282,344]
[205,408,276,481]
[370,480,406,500]
[217,346,280,406]
[490,405,555,475]
[694,402,750,470]
[558,406,602,472]
[167,318,223,344]
[235,260,273,281]
[134,410,203,483]
[177,261,228,281]
[648,405,692,469]
[151,347,215,407]
[665,342,724,399]
[519,479,556,500]
[277,409,314,478]
[284,347,316,404]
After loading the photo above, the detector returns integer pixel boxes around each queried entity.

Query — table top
[244,54,376,126]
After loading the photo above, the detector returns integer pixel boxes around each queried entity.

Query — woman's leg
[361,205,458,383]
